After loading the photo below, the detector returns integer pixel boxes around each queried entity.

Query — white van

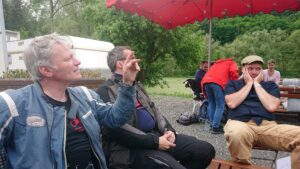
[5,36,114,79]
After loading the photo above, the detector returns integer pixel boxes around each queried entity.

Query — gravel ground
[151,95,292,169]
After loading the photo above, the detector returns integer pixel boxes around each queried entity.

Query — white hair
[23,33,70,81]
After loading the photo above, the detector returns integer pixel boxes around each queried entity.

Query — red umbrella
[106,0,300,64]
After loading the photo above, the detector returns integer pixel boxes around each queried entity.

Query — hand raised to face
[122,53,141,85]
[253,70,264,83]
[243,66,253,85]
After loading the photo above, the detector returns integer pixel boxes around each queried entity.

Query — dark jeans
[131,134,215,169]
[204,83,225,129]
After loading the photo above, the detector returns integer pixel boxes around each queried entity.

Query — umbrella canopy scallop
[106,0,300,29]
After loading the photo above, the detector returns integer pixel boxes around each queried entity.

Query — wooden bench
[208,159,271,169]
[274,86,300,123]
[252,145,278,168]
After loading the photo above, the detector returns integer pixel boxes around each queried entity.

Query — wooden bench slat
[220,164,231,169]
[274,86,300,122]
[208,161,221,169]
[279,86,300,93]
[208,159,271,169]
[280,93,300,99]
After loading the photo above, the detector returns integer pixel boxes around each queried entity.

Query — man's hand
[122,54,140,85]
[243,66,253,85]
[165,130,176,143]
[254,70,263,83]
[158,132,176,150]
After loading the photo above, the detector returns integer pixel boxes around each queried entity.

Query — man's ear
[39,66,53,78]
[116,60,124,69]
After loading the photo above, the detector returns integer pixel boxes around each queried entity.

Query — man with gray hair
[97,46,215,169]
[224,55,300,168]
[0,34,140,169]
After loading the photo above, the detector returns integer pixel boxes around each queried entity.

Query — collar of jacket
[33,81,80,120]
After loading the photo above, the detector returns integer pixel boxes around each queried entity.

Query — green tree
[86,2,205,85]
[199,11,300,44]
[279,30,300,77]
[214,29,300,77]
[172,26,208,76]
[3,0,36,38]
[4,0,89,37]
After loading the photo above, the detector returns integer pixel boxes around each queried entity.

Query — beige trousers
[224,119,300,169]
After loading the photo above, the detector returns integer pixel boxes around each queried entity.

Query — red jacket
[201,58,239,96]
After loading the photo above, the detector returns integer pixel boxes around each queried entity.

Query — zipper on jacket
[63,110,68,168]
[48,105,56,169]
[80,116,102,168]
[88,136,102,168]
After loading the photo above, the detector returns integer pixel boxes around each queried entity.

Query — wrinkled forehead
[122,49,136,59]
[245,62,263,69]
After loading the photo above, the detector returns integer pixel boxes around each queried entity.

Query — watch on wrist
[254,83,262,88]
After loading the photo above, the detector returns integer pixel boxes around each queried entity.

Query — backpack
[176,100,209,125]
[176,111,198,126]
[198,99,209,122]
[176,99,228,126]
[176,100,208,126]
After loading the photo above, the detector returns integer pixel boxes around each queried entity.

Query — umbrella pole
[208,18,212,68]
[208,0,212,68]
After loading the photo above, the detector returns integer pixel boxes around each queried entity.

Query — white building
[2,30,20,41]
[5,35,114,79]
[0,30,21,76]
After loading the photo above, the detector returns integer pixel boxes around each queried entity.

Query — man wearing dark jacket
[194,60,208,98]
[97,46,215,169]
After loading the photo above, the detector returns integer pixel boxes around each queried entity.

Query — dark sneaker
[211,127,224,134]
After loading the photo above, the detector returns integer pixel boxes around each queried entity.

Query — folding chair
[183,79,205,114]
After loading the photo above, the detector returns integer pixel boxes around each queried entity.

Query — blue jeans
[204,83,225,129]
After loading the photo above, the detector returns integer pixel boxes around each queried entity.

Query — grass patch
[145,77,192,98]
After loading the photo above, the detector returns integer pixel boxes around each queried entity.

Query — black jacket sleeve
[96,82,112,103]
[108,126,160,149]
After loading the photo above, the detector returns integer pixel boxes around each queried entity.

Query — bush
[1,69,102,79]
[80,69,101,78]
[2,70,31,79]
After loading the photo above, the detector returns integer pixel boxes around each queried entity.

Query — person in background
[194,60,208,98]
[201,58,239,134]
[97,46,215,169]
[263,59,281,85]
[224,55,300,169]
[0,34,139,169]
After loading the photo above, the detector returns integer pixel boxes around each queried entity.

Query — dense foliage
[3,0,300,85]
[199,11,300,44]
